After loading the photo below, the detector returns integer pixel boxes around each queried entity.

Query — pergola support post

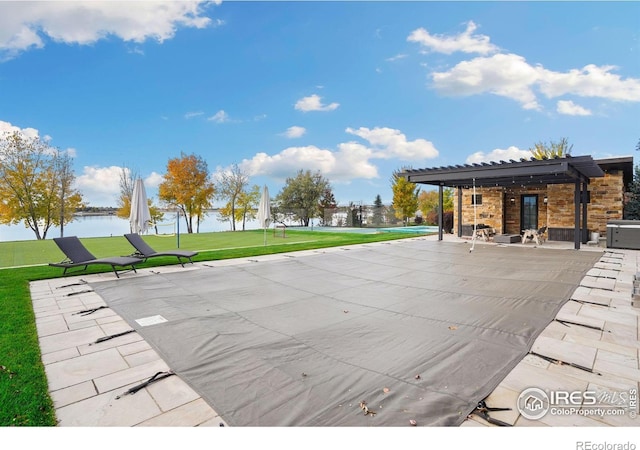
[438,184,444,241]
[574,181,581,250]
[457,186,462,237]
[582,182,588,244]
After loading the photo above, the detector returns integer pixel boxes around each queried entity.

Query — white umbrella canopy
[257,185,271,245]
[129,178,152,235]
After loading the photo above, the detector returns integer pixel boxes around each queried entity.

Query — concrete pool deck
[30,234,639,427]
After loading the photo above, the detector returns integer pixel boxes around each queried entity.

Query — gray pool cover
[91,240,599,426]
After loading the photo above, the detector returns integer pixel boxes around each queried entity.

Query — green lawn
[0,229,322,268]
[0,229,429,426]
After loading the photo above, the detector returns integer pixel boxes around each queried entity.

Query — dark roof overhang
[402,155,605,188]
[595,156,634,189]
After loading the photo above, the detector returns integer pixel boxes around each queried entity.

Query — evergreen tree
[625,165,640,219]
[372,194,384,226]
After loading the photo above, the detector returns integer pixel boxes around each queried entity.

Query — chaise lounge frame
[49,236,140,278]
[124,233,198,268]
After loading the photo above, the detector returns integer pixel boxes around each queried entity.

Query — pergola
[401,155,605,249]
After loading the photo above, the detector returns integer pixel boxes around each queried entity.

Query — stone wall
[452,170,624,238]
[453,187,504,234]
[589,170,625,234]
[547,171,624,235]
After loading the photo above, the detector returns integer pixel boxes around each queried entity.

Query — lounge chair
[50,236,140,278]
[124,233,198,267]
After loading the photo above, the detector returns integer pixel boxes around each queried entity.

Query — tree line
[4,132,638,240]
[0,133,388,239]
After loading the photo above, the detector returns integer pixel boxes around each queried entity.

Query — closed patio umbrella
[257,185,271,245]
[130,178,152,235]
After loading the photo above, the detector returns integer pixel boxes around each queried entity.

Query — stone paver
[30,267,221,427]
[29,236,640,427]
[464,245,640,427]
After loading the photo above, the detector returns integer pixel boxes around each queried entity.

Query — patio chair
[49,236,140,278]
[124,233,198,267]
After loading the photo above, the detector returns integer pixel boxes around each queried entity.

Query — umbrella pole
[263,227,266,246]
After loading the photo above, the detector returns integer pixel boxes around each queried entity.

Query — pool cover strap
[471,400,512,427]
[116,371,175,399]
[529,351,601,375]
[73,305,109,316]
[90,329,135,345]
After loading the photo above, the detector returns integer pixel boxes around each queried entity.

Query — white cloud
[430,54,640,110]
[294,94,339,112]
[0,119,40,140]
[127,46,144,56]
[0,1,218,61]
[240,126,436,184]
[408,21,499,55]
[345,127,439,160]
[184,111,204,119]
[239,143,378,182]
[75,166,163,206]
[538,64,640,101]
[1,121,78,160]
[207,110,230,123]
[556,100,592,116]
[386,54,408,62]
[281,126,306,138]
[431,53,542,110]
[465,146,533,164]
[75,165,124,206]
[144,171,164,188]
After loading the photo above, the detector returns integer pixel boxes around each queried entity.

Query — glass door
[521,195,538,231]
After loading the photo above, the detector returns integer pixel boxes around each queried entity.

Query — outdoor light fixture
[510,197,515,204]
[543,196,548,204]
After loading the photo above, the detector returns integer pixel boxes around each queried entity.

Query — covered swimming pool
[91,239,598,426]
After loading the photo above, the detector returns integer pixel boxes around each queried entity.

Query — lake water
[0,214,260,242]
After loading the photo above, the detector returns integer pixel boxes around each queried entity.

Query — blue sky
[1,1,638,207]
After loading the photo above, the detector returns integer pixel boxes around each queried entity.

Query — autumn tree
[52,151,84,237]
[158,152,215,233]
[418,188,454,225]
[391,168,420,226]
[237,185,260,230]
[530,137,573,159]
[216,164,250,231]
[116,166,138,220]
[0,131,83,239]
[276,170,332,226]
[217,184,260,231]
